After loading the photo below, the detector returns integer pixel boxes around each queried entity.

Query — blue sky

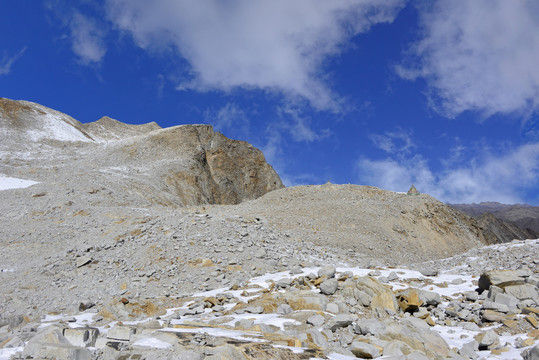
[1,0,538,205]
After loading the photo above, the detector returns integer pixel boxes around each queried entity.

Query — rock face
[0,97,283,206]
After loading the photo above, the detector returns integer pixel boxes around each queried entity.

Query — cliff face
[0,97,283,206]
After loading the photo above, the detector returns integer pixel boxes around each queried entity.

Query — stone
[350,340,382,358]
[307,329,328,350]
[326,303,340,314]
[464,291,478,301]
[276,278,293,289]
[318,266,336,279]
[327,314,355,331]
[307,314,325,327]
[76,256,92,268]
[244,306,264,314]
[474,329,499,350]
[419,269,438,277]
[478,269,531,291]
[482,300,510,313]
[526,315,539,329]
[63,327,99,347]
[107,325,134,341]
[276,303,293,315]
[504,284,538,301]
[388,271,398,281]
[320,278,338,295]
[494,292,519,310]
[21,325,91,360]
[482,310,506,322]
[522,344,539,360]
[397,290,422,313]
[354,319,385,336]
[78,300,95,311]
[356,277,398,313]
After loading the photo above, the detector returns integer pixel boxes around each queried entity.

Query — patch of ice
[25,110,92,143]
[0,269,14,272]
[132,338,173,349]
[0,175,39,190]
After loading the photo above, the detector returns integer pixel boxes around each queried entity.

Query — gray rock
[522,344,539,360]
[504,284,538,301]
[475,329,499,350]
[327,314,355,331]
[307,314,325,327]
[494,292,520,313]
[419,268,438,277]
[308,329,328,350]
[276,303,293,315]
[320,278,339,295]
[107,325,134,341]
[63,328,99,347]
[478,269,531,291]
[276,278,293,289]
[76,256,92,268]
[244,306,264,314]
[464,291,478,301]
[388,271,399,281]
[354,318,385,336]
[325,303,340,314]
[318,266,336,279]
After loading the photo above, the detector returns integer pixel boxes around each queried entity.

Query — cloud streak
[0,47,27,76]
[398,0,539,118]
[106,0,406,110]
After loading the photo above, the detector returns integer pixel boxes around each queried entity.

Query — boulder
[320,278,339,295]
[478,270,531,291]
[327,314,355,331]
[350,340,382,358]
[356,277,398,313]
[504,284,538,302]
[318,266,336,279]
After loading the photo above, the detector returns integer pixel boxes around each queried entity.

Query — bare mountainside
[0,97,283,206]
[450,202,539,235]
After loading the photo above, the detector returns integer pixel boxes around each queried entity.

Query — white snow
[132,338,173,349]
[0,175,39,190]
[25,111,92,143]
[0,347,23,360]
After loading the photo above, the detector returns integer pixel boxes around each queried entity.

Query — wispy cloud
[0,47,27,76]
[397,0,539,118]
[358,141,539,204]
[106,0,406,111]
[369,129,416,155]
[204,103,250,139]
[69,12,106,64]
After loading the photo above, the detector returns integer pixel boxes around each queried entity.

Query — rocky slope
[450,202,539,235]
[1,98,537,359]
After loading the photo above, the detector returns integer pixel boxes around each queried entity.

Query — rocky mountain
[0,97,284,206]
[450,202,539,240]
[1,98,538,359]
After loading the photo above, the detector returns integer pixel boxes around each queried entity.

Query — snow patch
[132,338,173,349]
[0,175,39,190]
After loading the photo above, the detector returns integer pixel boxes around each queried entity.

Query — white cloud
[0,47,26,76]
[369,129,415,155]
[398,0,539,118]
[106,0,406,110]
[358,142,539,204]
[70,12,106,64]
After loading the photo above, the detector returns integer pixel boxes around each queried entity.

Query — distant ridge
[449,202,539,240]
